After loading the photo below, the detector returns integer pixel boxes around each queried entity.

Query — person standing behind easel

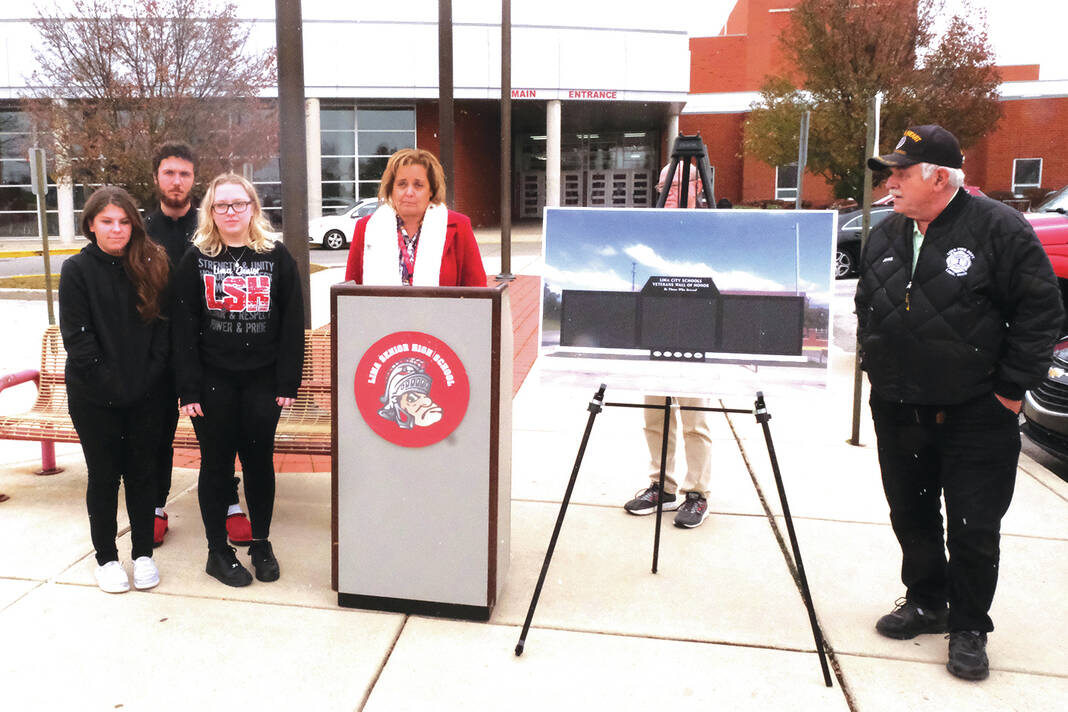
[622,160,713,529]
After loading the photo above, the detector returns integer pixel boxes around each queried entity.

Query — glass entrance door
[517,130,657,217]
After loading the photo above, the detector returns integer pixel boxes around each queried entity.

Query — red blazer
[344,207,487,287]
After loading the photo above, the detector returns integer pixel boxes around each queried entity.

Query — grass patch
[0,274,61,290]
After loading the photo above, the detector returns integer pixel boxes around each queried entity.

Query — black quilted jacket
[855,189,1063,405]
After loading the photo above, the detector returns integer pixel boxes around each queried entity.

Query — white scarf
[361,203,448,286]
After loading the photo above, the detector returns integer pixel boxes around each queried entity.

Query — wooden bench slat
[0,325,333,463]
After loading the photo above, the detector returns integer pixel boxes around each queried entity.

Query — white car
[308,198,380,250]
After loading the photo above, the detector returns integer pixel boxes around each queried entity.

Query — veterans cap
[867,124,963,171]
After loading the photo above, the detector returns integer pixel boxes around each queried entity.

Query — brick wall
[967,97,1068,196]
[680,113,745,203]
[416,100,501,227]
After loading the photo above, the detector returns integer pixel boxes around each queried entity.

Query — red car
[1020,186,1068,462]
[1023,186,1068,283]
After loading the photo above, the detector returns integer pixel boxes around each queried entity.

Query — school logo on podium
[353,331,470,447]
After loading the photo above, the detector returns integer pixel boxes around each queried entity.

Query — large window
[775,163,798,201]
[1012,157,1042,195]
[0,107,60,238]
[320,106,416,208]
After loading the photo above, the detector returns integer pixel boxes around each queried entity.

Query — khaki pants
[643,395,712,498]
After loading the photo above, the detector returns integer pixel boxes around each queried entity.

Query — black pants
[69,391,171,565]
[153,390,240,510]
[191,365,281,552]
[870,392,1020,632]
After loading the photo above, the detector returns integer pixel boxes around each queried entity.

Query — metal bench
[0,325,332,474]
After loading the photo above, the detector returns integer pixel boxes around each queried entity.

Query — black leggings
[191,365,282,552]
[69,391,172,565]
[154,389,240,510]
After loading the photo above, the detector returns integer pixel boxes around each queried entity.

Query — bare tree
[23,0,278,207]
[744,0,1001,200]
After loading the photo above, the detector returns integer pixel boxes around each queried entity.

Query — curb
[0,248,81,259]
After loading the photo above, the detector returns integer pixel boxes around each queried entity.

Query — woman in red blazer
[344,149,487,287]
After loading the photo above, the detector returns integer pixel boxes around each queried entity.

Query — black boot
[249,540,280,582]
[206,546,253,587]
[947,631,989,681]
[875,599,948,639]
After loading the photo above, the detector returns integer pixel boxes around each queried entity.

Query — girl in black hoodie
[171,173,303,587]
[59,187,171,594]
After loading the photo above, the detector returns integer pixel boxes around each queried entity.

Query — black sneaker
[206,546,253,587]
[248,540,280,582]
[947,631,989,681]
[673,492,709,528]
[875,598,949,639]
[623,483,679,515]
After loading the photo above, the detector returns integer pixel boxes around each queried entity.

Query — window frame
[1012,157,1043,195]
[775,163,798,201]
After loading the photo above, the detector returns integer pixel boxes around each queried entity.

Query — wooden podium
[330,282,511,620]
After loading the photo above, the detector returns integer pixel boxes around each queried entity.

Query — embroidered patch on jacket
[945,247,974,277]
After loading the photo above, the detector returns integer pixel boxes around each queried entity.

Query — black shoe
[206,546,252,587]
[674,492,709,528]
[623,483,679,515]
[875,599,948,639]
[947,631,989,681]
[248,540,280,582]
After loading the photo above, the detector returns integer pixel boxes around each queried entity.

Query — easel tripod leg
[652,396,671,574]
[755,393,833,687]
[515,385,606,656]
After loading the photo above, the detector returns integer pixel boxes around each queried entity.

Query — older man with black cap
[855,124,1063,680]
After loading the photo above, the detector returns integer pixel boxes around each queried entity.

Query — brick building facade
[682,0,1068,207]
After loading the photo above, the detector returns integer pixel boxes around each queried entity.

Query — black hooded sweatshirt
[58,243,170,407]
[170,240,304,405]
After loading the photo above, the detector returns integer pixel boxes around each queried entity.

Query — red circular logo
[353,331,470,447]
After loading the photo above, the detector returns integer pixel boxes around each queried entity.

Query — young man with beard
[144,142,252,548]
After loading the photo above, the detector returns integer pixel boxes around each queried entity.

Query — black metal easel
[657,133,716,209]
[514,386,832,688]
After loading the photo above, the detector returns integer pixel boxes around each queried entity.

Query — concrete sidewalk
[0,244,1065,710]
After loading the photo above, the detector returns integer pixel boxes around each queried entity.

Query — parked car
[1023,185,1068,284]
[1022,336,1068,461]
[835,206,895,278]
[835,186,987,279]
[308,198,380,250]
[1014,186,1068,460]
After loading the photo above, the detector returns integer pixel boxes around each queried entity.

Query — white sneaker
[95,560,130,593]
[133,556,160,590]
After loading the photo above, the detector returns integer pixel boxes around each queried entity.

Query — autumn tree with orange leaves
[23,0,277,208]
[745,0,1001,200]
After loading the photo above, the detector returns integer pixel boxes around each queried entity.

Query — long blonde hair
[193,173,276,257]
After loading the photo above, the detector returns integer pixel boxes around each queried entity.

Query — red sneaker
[226,513,253,546]
[153,512,169,547]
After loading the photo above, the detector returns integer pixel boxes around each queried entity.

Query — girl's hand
[181,402,204,417]
[277,396,295,408]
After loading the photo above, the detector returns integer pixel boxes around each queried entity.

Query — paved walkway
[0,229,1065,711]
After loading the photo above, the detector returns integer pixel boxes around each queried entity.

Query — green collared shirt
[911,221,924,277]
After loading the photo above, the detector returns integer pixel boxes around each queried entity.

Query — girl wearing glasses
[171,173,304,587]
[59,187,171,593]
[343,149,487,287]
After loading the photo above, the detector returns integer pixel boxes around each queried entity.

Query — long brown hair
[81,187,169,322]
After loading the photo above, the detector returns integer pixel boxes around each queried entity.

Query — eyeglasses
[211,200,252,215]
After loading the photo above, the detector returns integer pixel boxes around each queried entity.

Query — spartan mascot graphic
[353,330,470,447]
[377,357,443,429]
